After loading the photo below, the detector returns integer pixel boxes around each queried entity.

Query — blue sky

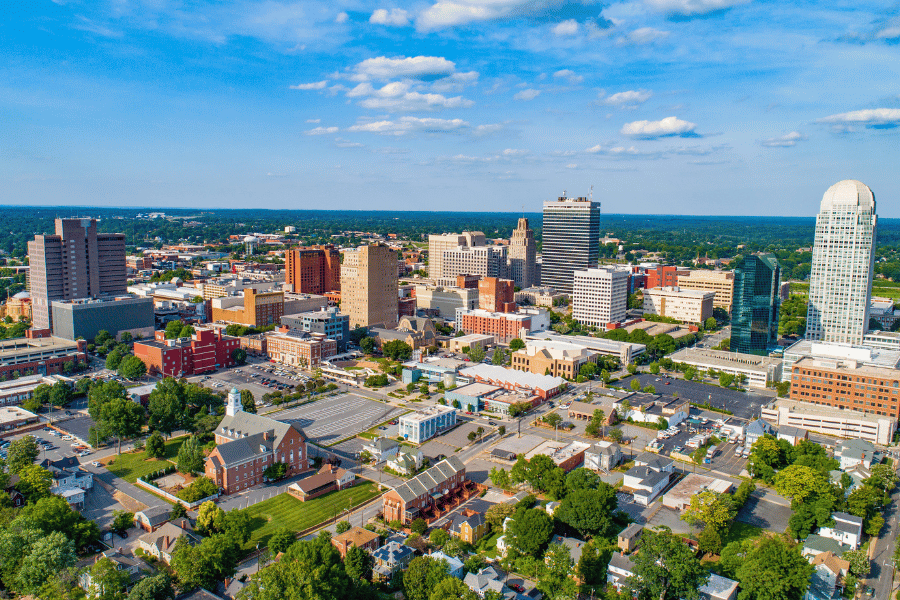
[2,1,900,216]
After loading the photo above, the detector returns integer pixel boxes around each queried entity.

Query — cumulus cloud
[335,12,349,23]
[553,69,583,84]
[644,0,751,17]
[306,118,321,123]
[618,27,670,45]
[514,89,541,101]
[290,80,329,90]
[817,108,900,129]
[346,81,474,111]
[416,0,608,31]
[603,89,652,106]
[430,71,480,93]
[503,148,529,156]
[553,19,580,35]
[370,8,411,26]
[475,123,504,135]
[347,116,470,135]
[350,56,456,81]
[761,131,806,147]
[621,116,697,138]
[305,126,339,135]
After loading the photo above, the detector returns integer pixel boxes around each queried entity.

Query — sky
[2,1,900,216]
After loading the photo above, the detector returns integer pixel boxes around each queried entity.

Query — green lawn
[245,482,381,550]
[725,521,764,545]
[104,436,187,483]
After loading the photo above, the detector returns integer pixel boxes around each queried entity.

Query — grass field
[245,482,381,550]
[104,436,187,483]
[725,521,764,545]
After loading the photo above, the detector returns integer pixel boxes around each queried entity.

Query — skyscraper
[572,267,629,327]
[427,231,485,282]
[806,180,877,345]
[507,217,537,289]
[285,245,341,294]
[341,244,398,329]
[541,196,601,295]
[730,253,781,355]
[28,218,126,331]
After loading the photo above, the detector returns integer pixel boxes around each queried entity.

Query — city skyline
[3,2,899,216]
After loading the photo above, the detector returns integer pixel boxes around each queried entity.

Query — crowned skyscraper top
[507,217,537,289]
[806,180,877,345]
[541,196,601,295]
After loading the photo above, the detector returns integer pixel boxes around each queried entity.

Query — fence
[135,477,220,509]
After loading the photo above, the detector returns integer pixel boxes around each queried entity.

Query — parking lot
[274,393,405,444]
[190,363,311,404]
[618,374,772,421]
[3,427,95,464]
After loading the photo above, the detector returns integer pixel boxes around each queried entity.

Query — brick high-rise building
[342,244,398,328]
[507,217,537,289]
[28,218,126,330]
[644,265,688,290]
[478,277,516,312]
[285,245,341,295]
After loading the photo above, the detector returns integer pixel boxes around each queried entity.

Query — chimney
[165,535,170,548]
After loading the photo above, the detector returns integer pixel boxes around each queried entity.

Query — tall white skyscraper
[542,196,601,295]
[806,180,877,345]
[572,267,629,327]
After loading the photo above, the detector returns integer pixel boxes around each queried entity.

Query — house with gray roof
[549,535,585,565]
[79,548,145,596]
[138,519,200,564]
[802,534,850,559]
[818,512,863,550]
[363,436,400,461]
[835,438,880,470]
[134,505,171,532]
[388,446,424,475]
[745,418,775,445]
[372,541,415,581]
[585,441,621,472]
[463,566,525,599]
[430,551,464,578]
[607,552,635,590]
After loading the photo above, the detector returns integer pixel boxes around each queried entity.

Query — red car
[510,584,525,592]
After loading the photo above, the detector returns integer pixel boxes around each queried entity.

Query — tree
[787,497,833,540]
[539,543,578,600]
[681,491,736,533]
[95,330,114,345]
[469,345,486,362]
[429,528,449,547]
[626,527,708,600]
[643,384,656,394]
[147,377,186,437]
[383,340,413,361]
[509,338,525,351]
[543,412,562,428]
[489,467,512,490]
[95,397,145,454]
[555,485,618,538]
[16,464,53,502]
[630,379,641,392]
[177,435,205,474]
[508,508,553,556]
[23,383,49,413]
[269,528,296,554]
[6,435,39,474]
[429,577,478,600]
[178,476,218,503]
[15,494,100,548]
[171,534,241,592]
[87,556,129,600]
[734,536,814,600]
[410,518,427,535]
[360,337,376,354]
[241,389,257,413]
[698,526,724,555]
[105,347,126,370]
[718,372,734,388]
[844,549,870,577]
[170,503,187,520]
[704,317,717,330]
[462,555,485,575]
[112,510,134,533]
[345,544,374,581]
[773,465,832,506]
[492,347,506,365]
[231,347,247,365]
[197,501,225,535]
[49,380,73,408]
[128,572,174,600]
[118,355,147,380]
[404,556,450,600]
[565,467,600,493]
[164,320,185,339]
[649,362,660,374]
[608,427,624,443]
[15,531,77,595]
[485,502,516,530]
[145,431,166,459]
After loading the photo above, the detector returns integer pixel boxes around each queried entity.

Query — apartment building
[381,456,467,524]
[415,284,478,319]
[284,245,341,294]
[439,246,508,286]
[266,330,337,368]
[511,339,598,379]
[428,232,486,281]
[572,267,629,327]
[134,328,240,377]
[342,244,398,328]
[676,270,735,313]
[642,286,715,323]
[478,277,516,312]
[27,218,127,330]
[456,307,550,344]
[210,288,284,327]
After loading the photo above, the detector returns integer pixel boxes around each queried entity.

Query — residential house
[450,509,488,544]
[607,552,635,590]
[818,512,864,550]
[331,527,380,558]
[464,566,522,599]
[802,535,850,560]
[634,452,675,473]
[805,551,850,600]
[585,441,622,472]
[830,464,871,494]
[57,487,85,510]
[363,437,399,462]
[618,524,642,553]
[372,541,415,581]
[544,501,560,517]
[79,548,144,596]
[41,456,94,491]
[698,573,740,600]
[745,418,775,445]
[138,520,198,564]
[3,475,25,507]
[615,393,689,427]
[835,438,881,470]
[549,534,585,565]
[134,506,171,532]
[776,425,809,446]
[178,590,227,600]
[382,456,468,524]
[388,447,424,475]
[430,551,464,578]
[623,452,673,506]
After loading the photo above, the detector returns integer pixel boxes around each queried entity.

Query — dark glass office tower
[730,253,781,355]
[541,196,601,296]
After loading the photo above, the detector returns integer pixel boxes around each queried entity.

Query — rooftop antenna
[590,185,594,201]
[563,190,567,198]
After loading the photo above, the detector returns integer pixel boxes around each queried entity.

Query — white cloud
[416,0,601,31]
[514,89,541,101]
[306,118,321,123]
[621,116,697,138]
[603,89,653,106]
[761,131,806,147]
[305,126,339,135]
[290,80,329,90]
[347,116,470,135]
[566,163,579,168]
[350,56,456,81]
[585,144,644,155]
[346,81,474,111]
[502,149,529,156]
[553,69,583,84]
[334,138,364,148]
[370,8,411,26]
[553,20,580,36]
[475,123,503,135]
[335,12,349,23]
[644,0,750,17]
[817,108,900,128]
[430,71,480,93]
[877,25,900,40]
[619,27,670,45]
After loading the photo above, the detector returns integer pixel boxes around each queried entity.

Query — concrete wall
[51,297,155,341]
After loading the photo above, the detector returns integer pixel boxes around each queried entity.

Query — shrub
[177,476,219,502]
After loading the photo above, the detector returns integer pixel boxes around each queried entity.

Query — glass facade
[730,253,781,355]
[541,197,601,295]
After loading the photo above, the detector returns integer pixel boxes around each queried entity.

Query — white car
[90,461,101,467]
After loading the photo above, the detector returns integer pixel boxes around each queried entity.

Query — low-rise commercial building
[135,328,240,378]
[0,332,88,379]
[675,270,735,313]
[399,405,457,444]
[447,333,494,354]
[459,363,565,400]
[584,441,622,471]
[0,405,39,432]
[526,331,644,364]
[197,278,277,300]
[667,347,783,388]
[50,295,155,341]
[210,288,283,327]
[281,306,349,352]
[642,286,715,324]
[282,293,329,316]
[510,339,598,379]
[402,356,469,387]
[515,287,565,308]
[0,374,75,407]
[615,394,689,427]
[662,473,732,511]
[266,330,337,368]
[760,398,896,445]
[456,307,550,344]
[525,440,591,472]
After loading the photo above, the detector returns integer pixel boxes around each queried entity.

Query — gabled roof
[746,418,774,435]
[550,535,585,564]
[804,534,849,556]
[214,432,274,467]
[391,456,465,504]
[139,520,196,554]
[215,411,306,450]
[373,541,414,563]
[450,512,485,534]
[367,437,399,452]
[634,452,672,471]
[136,505,171,527]
[608,552,635,574]
[332,526,379,548]
[619,523,643,540]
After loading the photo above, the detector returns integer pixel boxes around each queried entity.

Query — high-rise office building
[806,180,877,345]
[508,218,537,289]
[342,244,399,328]
[28,218,126,330]
[572,267,629,327]
[427,231,486,282]
[541,196,601,295]
[478,277,516,312]
[730,254,780,355]
[439,245,508,286]
[285,245,341,294]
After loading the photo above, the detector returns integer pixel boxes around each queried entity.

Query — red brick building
[458,309,535,344]
[266,329,337,368]
[331,527,380,558]
[645,266,689,289]
[285,245,341,295]
[134,328,240,378]
[478,277,516,313]
[382,457,467,524]
[205,392,309,495]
